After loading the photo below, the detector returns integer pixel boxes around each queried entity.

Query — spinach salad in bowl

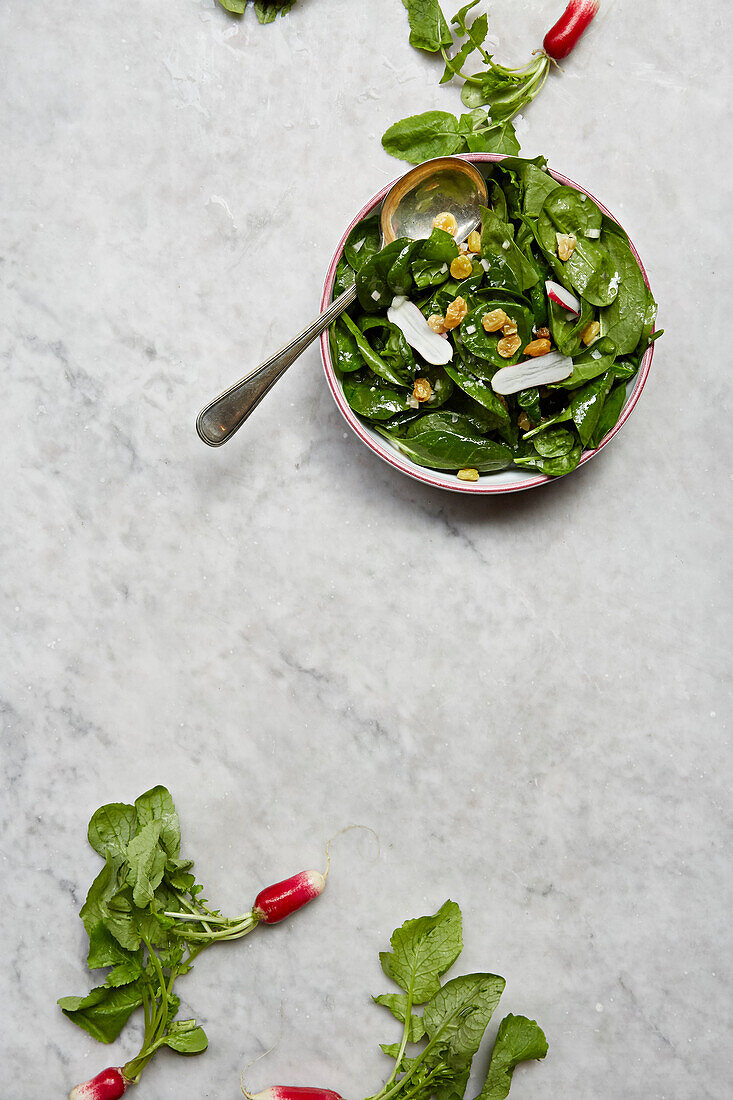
[328,155,659,484]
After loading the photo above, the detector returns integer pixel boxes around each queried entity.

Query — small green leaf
[58,982,143,1044]
[418,228,460,264]
[341,313,411,388]
[381,415,513,473]
[476,1014,548,1100]
[589,381,626,448]
[106,959,144,987]
[480,207,538,291]
[402,0,452,52]
[103,887,142,951]
[533,427,575,458]
[379,900,463,1004]
[466,120,520,157]
[515,441,582,476]
[342,372,413,420]
[86,921,141,972]
[570,372,613,447]
[80,855,126,938]
[556,337,617,390]
[423,973,505,1062]
[125,822,166,908]
[135,785,181,859]
[599,232,649,354]
[443,361,510,426]
[163,1024,209,1054]
[88,803,137,859]
[344,216,381,273]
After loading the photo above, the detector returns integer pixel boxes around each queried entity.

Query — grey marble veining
[1,1,731,1097]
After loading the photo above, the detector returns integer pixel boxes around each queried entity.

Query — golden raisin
[524,338,552,357]
[517,412,532,432]
[482,308,508,333]
[444,296,468,330]
[449,254,473,280]
[466,230,482,254]
[457,468,480,482]
[497,334,522,358]
[581,320,601,345]
[556,233,577,261]
[502,318,518,336]
[536,326,550,340]
[433,211,458,236]
[413,377,433,403]
[427,314,447,334]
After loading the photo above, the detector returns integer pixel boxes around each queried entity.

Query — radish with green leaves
[384,1,602,164]
[246,901,547,1100]
[62,786,328,1097]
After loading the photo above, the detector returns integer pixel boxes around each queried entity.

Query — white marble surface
[1,1,731,1097]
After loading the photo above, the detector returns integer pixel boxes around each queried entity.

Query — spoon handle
[196,283,358,447]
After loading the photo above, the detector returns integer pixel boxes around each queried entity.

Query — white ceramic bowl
[320,153,656,495]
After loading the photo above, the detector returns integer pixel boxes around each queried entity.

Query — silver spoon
[195,156,488,447]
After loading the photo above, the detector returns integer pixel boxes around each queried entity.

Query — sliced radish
[545,280,581,317]
[491,351,573,395]
[387,297,453,366]
[69,1068,128,1100]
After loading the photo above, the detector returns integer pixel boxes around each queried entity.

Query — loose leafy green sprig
[330,156,660,479]
[385,1,552,164]
[217,0,296,23]
[59,786,264,1084]
[367,901,547,1100]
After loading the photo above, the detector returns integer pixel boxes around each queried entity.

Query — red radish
[69,1067,128,1100]
[543,1,600,61]
[254,869,326,924]
[249,1090,343,1100]
[545,280,581,317]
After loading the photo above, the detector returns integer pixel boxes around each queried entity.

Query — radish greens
[362,901,546,1100]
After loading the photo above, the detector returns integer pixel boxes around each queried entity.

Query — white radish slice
[387,297,453,366]
[491,351,573,395]
[545,280,581,317]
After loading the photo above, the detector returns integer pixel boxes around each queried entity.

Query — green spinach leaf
[599,231,650,354]
[383,414,513,473]
[345,216,381,273]
[342,373,413,420]
[480,207,538,291]
[589,380,627,448]
[382,112,465,164]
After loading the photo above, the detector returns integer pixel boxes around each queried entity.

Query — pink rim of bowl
[320,153,656,495]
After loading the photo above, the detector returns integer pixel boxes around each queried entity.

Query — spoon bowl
[380,156,487,245]
[196,157,488,447]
